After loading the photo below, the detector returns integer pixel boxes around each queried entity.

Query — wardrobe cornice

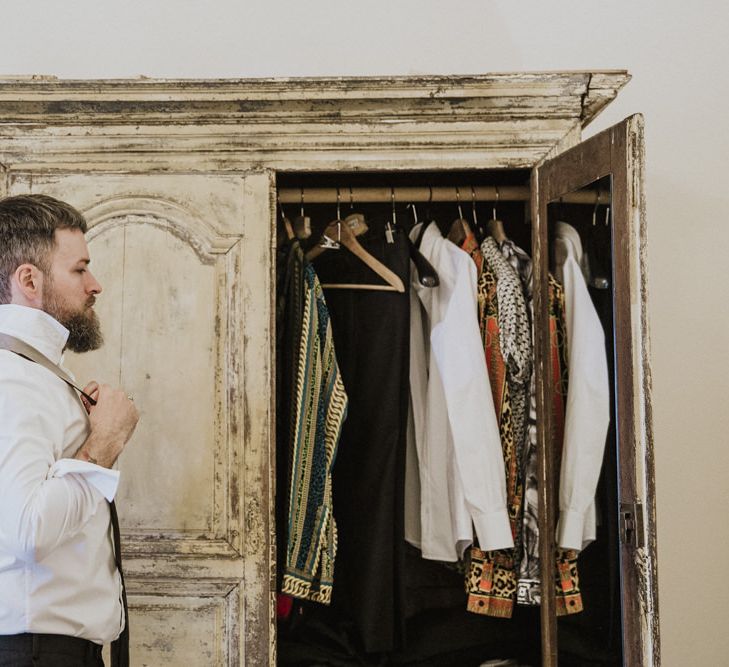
[0,71,629,172]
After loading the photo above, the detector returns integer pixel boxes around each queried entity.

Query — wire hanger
[487,185,507,244]
[425,185,433,222]
[277,196,294,242]
[585,188,611,290]
[472,186,487,242]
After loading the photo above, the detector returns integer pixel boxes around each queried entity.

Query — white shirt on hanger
[0,304,124,644]
[405,222,513,562]
[554,222,610,551]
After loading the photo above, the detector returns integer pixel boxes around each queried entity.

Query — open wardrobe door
[532,115,659,666]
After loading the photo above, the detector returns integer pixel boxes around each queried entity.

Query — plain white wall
[3,1,728,663]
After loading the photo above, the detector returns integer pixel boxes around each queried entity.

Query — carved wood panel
[7,172,275,666]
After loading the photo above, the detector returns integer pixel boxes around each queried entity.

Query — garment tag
[293,215,312,239]
[385,222,395,244]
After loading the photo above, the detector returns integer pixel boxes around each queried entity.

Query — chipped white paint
[0,72,649,666]
[625,115,660,667]
[0,72,630,172]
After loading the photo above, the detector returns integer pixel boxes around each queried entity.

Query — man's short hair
[0,194,87,303]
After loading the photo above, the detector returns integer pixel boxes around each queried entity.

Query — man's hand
[80,380,99,413]
[74,383,140,468]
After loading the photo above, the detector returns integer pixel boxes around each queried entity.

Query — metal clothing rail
[277,186,611,205]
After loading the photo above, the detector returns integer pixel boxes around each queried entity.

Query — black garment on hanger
[299,221,410,655]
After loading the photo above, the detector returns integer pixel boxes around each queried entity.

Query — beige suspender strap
[1,332,128,664]
[0,332,96,406]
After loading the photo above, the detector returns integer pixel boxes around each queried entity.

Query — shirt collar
[555,221,584,263]
[0,304,69,365]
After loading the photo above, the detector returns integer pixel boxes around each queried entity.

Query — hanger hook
[336,187,341,220]
[456,187,463,220]
[349,186,354,210]
[592,188,600,226]
[391,187,397,226]
[493,185,499,220]
[604,204,611,227]
[406,202,419,225]
[300,187,305,217]
[471,186,478,227]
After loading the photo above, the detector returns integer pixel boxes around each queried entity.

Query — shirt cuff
[47,458,120,502]
[557,508,589,551]
[582,501,597,547]
[472,508,515,552]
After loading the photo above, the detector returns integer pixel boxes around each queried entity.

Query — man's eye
[77,269,86,274]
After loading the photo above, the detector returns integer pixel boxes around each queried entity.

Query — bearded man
[0,194,138,667]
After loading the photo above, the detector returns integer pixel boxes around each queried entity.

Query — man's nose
[87,271,102,295]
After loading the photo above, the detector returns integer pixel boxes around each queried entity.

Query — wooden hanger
[283,217,294,240]
[446,188,472,246]
[447,217,471,245]
[487,218,507,244]
[307,217,405,293]
[275,198,295,245]
[306,213,368,261]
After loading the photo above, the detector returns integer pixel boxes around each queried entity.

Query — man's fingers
[83,381,100,398]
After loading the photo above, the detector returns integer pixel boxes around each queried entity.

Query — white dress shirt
[405,223,513,561]
[553,223,610,551]
[0,304,123,644]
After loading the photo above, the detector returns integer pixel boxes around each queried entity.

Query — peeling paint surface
[0,73,644,666]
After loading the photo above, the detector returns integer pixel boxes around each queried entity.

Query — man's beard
[42,279,104,353]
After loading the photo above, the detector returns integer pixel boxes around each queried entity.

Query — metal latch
[620,502,645,548]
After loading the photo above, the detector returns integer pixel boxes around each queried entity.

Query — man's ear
[11,263,44,307]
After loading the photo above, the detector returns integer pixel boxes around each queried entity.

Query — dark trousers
[0,634,104,667]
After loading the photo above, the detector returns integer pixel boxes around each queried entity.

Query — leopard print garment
[465,238,583,619]
[466,547,582,618]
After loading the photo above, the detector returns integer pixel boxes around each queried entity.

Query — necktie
[109,500,130,667]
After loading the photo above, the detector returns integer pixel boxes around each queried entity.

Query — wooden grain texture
[5,172,266,666]
[0,73,651,666]
[0,72,629,172]
[537,115,659,666]
[531,166,558,667]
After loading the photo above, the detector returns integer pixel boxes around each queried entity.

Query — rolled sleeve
[0,376,109,563]
[48,459,120,502]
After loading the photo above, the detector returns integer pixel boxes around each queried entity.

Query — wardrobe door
[532,115,658,666]
[7,171,277,666]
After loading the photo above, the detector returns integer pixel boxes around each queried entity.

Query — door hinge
[620,502,645,548]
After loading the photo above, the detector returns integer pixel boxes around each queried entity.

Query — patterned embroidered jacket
[277,243,348,605]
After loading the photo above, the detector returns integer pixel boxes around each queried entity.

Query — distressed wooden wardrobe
[0,72,658,666]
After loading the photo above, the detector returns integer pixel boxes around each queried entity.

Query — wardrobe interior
[275,169,622,666]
